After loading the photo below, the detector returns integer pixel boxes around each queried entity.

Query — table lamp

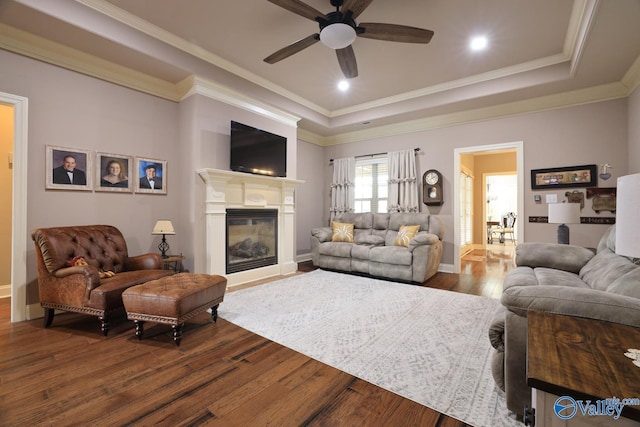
[152,220,175,258]
[615,173,640,259]
[548,202,580,244]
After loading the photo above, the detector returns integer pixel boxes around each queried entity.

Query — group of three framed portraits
[45,145,167,194]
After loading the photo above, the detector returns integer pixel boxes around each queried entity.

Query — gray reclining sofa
[489,225,640,416]
[310,212,444,283]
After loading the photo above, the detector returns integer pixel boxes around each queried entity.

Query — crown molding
[565,0,599,77]
[329,54,569,118]
[179,75,300,127]
[0,24,179,101]
[622,54,640,94]
[307,82,629,146]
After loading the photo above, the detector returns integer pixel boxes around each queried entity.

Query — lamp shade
[548,203,580,224]
[152,220,175,235]
[615,173,640,258]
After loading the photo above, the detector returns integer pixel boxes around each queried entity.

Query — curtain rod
[330,147,420,164]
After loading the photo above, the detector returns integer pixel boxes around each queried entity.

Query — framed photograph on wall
[46,145,93,190]
[135,157,167,194]
[531,164,597,190]
[95,152,133,192]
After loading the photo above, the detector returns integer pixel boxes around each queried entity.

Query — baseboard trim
[0,284,10,299]
[296,253,312,263]
[438,263,455,274]
[27,303,44,321]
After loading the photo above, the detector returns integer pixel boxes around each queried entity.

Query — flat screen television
[230,121,287,178]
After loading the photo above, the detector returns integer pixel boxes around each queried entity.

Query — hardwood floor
[0,246,514,427]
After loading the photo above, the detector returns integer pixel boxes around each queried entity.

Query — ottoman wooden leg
[172,324,183,347]
[134,320,145,340]
[211,304,219,323]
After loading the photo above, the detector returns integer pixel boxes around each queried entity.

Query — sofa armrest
[502,285,640,327]
[311,227,333,243]
[515,242,594,273]
[407,233,440,252]
[125,253,162,270]
[52,266,101,301]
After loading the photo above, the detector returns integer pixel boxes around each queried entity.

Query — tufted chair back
[32,225,130,274]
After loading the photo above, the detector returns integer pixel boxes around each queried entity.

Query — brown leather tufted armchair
[31,225,175,335]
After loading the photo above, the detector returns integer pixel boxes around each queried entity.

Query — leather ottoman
[122,273,227,346]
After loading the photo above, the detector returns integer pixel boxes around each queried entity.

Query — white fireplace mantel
[197,168,304,287]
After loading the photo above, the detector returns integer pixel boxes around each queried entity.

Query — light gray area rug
[218,269,521,427]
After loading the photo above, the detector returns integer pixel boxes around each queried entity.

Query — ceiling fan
[264,0,434,79]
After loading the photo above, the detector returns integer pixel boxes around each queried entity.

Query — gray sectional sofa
[489,225,640,416]
[310,212,444,283]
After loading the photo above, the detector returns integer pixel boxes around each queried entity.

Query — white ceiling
[1,0,639,140]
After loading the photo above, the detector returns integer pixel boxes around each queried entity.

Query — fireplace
[198,168,303,287]
[226,209,278,273]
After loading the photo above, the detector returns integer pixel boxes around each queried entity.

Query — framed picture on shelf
[135,157,167,194]
[46,145,93,191]
[531,164,597,190]
[95,152,133,192]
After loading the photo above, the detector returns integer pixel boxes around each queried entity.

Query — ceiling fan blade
[267,0,324,21]
[358,23,434,43]
[264,34,320,64]
[341,0,375,18]
[336,45,358,78]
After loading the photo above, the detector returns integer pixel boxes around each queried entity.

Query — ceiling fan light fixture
[320,23,356,49]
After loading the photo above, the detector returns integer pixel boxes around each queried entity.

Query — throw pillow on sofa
[332,222,354,242]
[394,225,420,247]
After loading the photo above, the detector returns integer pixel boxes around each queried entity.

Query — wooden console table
[527,311,640,426]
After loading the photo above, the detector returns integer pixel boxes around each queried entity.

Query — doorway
[0,104,13,306]
[453,142,524,274]
[1,91,29,323]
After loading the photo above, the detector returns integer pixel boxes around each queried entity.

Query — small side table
[527,311,640,426]
[161,255,185,272]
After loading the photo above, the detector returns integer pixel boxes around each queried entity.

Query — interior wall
[175,93,299,275]
[295,139,325,258]
[0,50,181,307]
[629,86,640,174]
[319,98,628,265]
[0,104,13,292]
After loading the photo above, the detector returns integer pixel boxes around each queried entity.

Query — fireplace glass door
[226,209,278,274]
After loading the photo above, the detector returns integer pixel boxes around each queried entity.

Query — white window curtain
[330,157,355,222]
[387,150,418,212]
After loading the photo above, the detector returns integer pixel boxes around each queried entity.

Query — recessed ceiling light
[337,80,350,91]
[470,36,488,51]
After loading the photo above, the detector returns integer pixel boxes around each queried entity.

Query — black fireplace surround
[226,209,278,274]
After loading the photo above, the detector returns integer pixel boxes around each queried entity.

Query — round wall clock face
[425,171,439,185]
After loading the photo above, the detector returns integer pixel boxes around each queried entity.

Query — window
[354,156,388,213]
[460,171,473,246]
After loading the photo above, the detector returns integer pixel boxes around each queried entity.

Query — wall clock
[423,169,443,206]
